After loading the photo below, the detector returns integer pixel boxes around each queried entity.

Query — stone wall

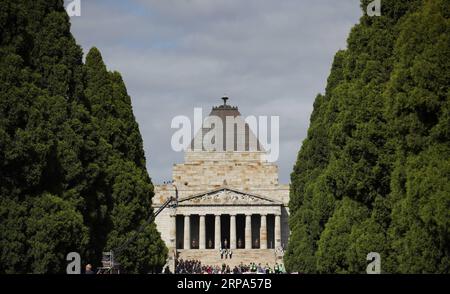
[174,151,278,189]
[153,150,290,264]
[154,150,289,205]
[155,208,173,248]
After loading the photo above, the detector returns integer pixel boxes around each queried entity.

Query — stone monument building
[153,98,289,270]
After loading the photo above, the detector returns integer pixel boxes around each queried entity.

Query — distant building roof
[190,97,262,151]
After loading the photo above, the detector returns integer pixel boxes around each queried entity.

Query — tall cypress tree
[386,0,450,273]
[84,48,167,273]
[286,0,449,273]
[0,0,89,273]
[0,0,167,273]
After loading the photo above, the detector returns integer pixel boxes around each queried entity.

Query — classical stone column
[275,214,281,249]
[230,214,236,249]
[183,215,190,249]
[199,214,206,249]
[169,213,176,249]
[215,215,221,249]
[260,214,267,249]
[245,214,252,249]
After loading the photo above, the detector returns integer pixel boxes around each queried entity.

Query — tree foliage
[0,0,167,273]
[286,0,449,273]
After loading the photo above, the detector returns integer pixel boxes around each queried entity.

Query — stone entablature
[173,206,282,217]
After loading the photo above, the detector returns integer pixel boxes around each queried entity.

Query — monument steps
[177,249,282,267]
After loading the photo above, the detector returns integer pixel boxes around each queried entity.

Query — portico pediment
[178,187,281,206]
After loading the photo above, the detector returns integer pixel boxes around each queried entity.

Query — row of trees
[0,0,167,273]
[285,0,449,273]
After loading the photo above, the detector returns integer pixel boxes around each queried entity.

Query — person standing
[84,264,95,274]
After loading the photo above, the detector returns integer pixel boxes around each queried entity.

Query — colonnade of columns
[170,213,281,250]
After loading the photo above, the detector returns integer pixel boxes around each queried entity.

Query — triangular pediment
[178,187,281,206]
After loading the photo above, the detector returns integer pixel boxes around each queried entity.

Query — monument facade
[153,98,289,269]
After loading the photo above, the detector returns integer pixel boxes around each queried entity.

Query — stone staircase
[177,249,282,267]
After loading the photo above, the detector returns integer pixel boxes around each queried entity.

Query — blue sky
[68,0,362,184]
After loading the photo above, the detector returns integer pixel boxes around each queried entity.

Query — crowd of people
[173,259,286,274]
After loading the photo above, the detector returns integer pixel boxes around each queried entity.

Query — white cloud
[69,0,361,183]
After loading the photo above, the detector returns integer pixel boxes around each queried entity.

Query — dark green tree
[286,0,449,273]
[316,197,369,273]
[0,0,167,273]
[84,48,167,273]
[0,0,89,273]
[386,0,450,272]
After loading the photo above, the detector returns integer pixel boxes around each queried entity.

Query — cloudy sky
[68,0,362,184]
